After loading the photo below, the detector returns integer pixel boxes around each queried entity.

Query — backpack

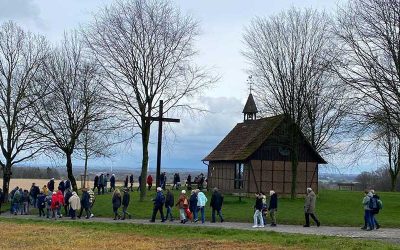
[369,196,378,210]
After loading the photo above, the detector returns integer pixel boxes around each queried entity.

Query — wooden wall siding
[209,160,318,195]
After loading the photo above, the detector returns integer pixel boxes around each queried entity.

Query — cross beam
[146,100,180,188]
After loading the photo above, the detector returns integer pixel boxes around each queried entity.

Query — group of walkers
[149,187,224,224]
[1,176,385,231]
[93,173,113,194]
[362,189,383,231]
[8,179,96,220]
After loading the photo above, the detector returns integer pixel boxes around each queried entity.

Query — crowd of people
[0,175,384,231]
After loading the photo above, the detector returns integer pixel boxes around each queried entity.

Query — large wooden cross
[147,100,180,188]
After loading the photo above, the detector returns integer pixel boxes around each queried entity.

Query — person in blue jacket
[150,187,166,222]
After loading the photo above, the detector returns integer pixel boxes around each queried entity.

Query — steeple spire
[243,76,258,121]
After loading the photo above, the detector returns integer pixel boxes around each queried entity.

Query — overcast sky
[0,0,381,174]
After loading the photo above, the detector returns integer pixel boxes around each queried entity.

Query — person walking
[253,193,264,228]
[64,189,72,217]
[129,174,134,192]
[150,187,166,222]
[37,191,46,217]
[110,174,116,192]
[29,183,40,208]
[268,190,278,226]
[112,189,122,220]
[361,190,374,230]
[78,188,91,219]
[88,188,96,218]
[124,175,129,189]
[22,190,30,215]
[304,187,320,227]
[210,188,224,223]
[176,190,188,224]
[147,175,153,191]
[68,191,81,220]
[45,191,52,218]
[197,189,208,224]
[370,190,382,229]
[189,190,198,222]
[165,189,174,221]
[98,173,105,195]
[93,175,99,193]
[104,174,109,193]
[121,188,131,220]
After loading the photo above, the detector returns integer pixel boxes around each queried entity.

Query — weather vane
[247,75,253,94]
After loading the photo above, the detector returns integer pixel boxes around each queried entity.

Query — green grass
[0,217,399,250]
[2,188,400,227]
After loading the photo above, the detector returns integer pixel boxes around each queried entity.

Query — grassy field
[2,188,400,227]
[0,218,398,250]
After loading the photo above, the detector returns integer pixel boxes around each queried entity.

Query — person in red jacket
[147,175,153,191]
[51,190,64,219]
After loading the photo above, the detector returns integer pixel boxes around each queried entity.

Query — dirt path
[1,212,400,244]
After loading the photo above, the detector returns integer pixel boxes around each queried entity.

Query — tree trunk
[1,161,12,202]
[139,121,151,201]
[66,152,77,191]
[83,152,88,189]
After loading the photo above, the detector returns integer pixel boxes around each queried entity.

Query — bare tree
[33,32,108,191]
[336,0,400,189]
[84,0,215,201]
[243,8,346,198]
[0,21,48,199]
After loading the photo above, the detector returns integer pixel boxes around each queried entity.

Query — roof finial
[247,75,253,94]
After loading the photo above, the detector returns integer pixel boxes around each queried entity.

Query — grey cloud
[0,0,43,27]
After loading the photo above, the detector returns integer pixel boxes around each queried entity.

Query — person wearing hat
[176,190,188,223]
[121,188,131,220]
[68,191,81,219]
[150,187,166,222]
[304,187,320,227]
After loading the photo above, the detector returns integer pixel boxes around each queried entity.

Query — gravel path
[1,212,400,244]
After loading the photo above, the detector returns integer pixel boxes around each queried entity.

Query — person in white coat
[68,191,81,220]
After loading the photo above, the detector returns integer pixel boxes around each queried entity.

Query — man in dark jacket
[48,178,55,192]
[29,183,40,208]
[150,187,165,222]
[37,191,46,217]
[58,180,65,193]
[210,188,224,223]
[110,174,116,192]
[121,188,131,220]
[129,174,134,192]
[98,173,105,195]
[64,189,73,217]
[78,189,91,219]
[64,180,71,190]
[165,189,174,221]
[93,175,99,193]
[268,190,278,226]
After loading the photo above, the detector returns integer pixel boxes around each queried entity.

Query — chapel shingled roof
[202,114,326,163]
[203,114,284,161]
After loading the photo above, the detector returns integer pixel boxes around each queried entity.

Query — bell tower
[242,76,258,121]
